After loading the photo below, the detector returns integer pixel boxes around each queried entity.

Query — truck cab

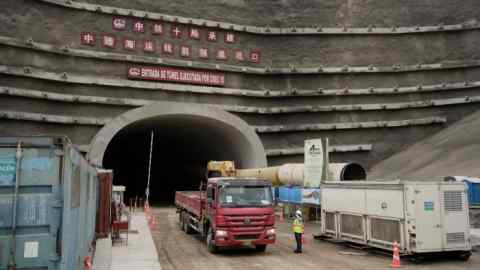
[175,177,276,253]
[204,178,276,252]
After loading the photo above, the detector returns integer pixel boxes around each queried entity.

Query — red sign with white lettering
[128,66,225,86]
[132,20,145,33]
[80,32,96,46]
[112,17,127,30]
[152,23,164,35]
[102,34,116,48]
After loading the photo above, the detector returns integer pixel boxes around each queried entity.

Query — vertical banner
[304,138,329,187]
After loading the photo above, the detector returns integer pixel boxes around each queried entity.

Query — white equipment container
[320,181,472,258]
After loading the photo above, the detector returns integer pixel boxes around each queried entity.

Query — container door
[414,184,442,251]
[0,146,63,270]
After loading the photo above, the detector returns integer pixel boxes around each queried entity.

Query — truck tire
[255,244,267,252]
[207,228,217,254]
[179,211,184,230]
[183,214,194,234]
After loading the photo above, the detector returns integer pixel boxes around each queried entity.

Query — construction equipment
[320,180,472,260]
[207,161,366,186]
[175,178,275,253]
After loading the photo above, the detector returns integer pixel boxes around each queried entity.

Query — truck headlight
[266,228,276,236]
[215,230,228,237]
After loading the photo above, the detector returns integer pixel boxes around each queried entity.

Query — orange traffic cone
[150,215,156,230]
[391,241,401,268]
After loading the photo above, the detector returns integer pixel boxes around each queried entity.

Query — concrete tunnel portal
[88,102,267,204]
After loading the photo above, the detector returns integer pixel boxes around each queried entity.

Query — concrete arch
[87,101,267,169]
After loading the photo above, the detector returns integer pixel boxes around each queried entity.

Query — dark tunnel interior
[102,115,255,205]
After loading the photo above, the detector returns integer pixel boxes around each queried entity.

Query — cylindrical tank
[236,162,366,186]
[277,164,304,185]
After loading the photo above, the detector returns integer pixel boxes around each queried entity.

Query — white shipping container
[320,181,472,259]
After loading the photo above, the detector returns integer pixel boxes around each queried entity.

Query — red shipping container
[96,169,113,238]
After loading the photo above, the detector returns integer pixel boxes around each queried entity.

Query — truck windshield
[219,186,273,207]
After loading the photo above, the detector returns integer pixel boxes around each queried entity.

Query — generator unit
[320,181,472,259]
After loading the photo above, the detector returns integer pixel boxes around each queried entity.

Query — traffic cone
[279,206,284,221]
[391,241,401,268]
[301,233,306,244]
[150,215,156,230]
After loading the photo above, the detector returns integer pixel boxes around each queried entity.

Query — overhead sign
[304,138,329,187]
[128,66,225,86]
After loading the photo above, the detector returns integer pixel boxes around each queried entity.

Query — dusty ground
[150,207,479,270]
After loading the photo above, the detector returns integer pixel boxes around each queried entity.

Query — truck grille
[235,234,260,240]
[446,232,465,244]
[444,191,463,211]
[224,215,268,226]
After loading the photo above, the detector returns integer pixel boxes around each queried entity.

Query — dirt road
[150,207,478,270]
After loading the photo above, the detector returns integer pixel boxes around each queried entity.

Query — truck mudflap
[214,228,276,247]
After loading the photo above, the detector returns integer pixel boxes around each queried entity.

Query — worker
[292,209,304,253]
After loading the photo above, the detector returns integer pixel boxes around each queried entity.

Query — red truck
[175,177,276,253]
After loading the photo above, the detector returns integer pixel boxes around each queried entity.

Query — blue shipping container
[0,137,98,270]
[462,178,480,206]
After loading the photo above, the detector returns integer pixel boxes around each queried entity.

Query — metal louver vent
[325,212,335,231]
[446,232,465,244]
[444,191,463,211]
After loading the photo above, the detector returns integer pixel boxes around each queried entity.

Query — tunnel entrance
[88,102,267,205]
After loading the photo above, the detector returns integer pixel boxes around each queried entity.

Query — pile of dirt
[368,110,480,180]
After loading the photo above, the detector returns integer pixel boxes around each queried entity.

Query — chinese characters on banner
[128,66,225,86]
[80,17,261,63]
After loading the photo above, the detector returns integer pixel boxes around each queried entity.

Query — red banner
[127,66,225,86]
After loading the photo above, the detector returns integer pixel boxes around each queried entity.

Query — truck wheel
[183,214,194,234]
[255,245,267,252]
[179,211,184,230]
[207,228,217,254]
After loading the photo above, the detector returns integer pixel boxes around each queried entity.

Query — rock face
[0,0,479,183]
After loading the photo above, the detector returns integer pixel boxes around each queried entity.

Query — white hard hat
[295,209,302,217]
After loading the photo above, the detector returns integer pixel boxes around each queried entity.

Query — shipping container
[445,176,480,207]
[0,136,98,270]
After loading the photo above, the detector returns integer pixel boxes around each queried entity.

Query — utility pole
[145,130,154,206]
